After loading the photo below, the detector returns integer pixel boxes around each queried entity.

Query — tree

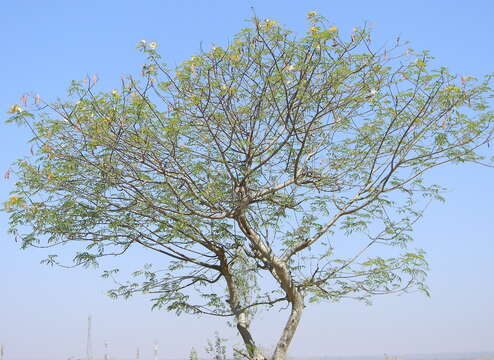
[4,13,494,360]
[189,347,199,360]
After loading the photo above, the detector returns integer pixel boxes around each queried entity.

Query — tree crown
[4,15,494,353]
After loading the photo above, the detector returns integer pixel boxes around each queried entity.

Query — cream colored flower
[264,19,277,30]
[111,89,118,96]
[8,104,22,114]
[8,195,20,205]
[149,42,158,49]
[461,76,474,85]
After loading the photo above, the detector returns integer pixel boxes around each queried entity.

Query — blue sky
[1,1,493,359]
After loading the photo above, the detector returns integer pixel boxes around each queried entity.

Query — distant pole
[1,344,4,360]
[86,315,93,360]
[154,341,159,360]
[136,347,140,360]
[104,341,110,360]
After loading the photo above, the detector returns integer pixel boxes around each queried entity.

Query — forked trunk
[237,312,267,360]
[233,215,304,360]
[272,291,304,360]
[221,256,267,360]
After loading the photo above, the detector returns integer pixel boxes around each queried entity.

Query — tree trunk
[235,215,304,360]
[236,312,266,360]
[220,255,267,360]
[272,290,304,360]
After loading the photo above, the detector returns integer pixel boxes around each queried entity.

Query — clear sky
[1,1,493,360]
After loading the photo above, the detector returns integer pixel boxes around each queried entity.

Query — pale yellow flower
[461,76,474,85]
[445,84,459,92]
[111,89,118,96]
[264,19,277,30]
[310,26,319,34]
[149,42,158,49]
[8,195,20,205]
[8,104,22,114]
[327,26,338,33]
[307,11,317,17]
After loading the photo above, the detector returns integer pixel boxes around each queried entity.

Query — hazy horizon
[1,1,493,359]
[4,350,494,360]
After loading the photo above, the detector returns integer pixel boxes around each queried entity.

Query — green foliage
[206,332,227,360]
[189,347,199,360]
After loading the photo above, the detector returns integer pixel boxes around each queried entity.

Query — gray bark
[272,290,304,360]
[221,255,267,360]
[236,215,305,360]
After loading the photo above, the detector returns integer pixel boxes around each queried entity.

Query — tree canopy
[4,14,494,360]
